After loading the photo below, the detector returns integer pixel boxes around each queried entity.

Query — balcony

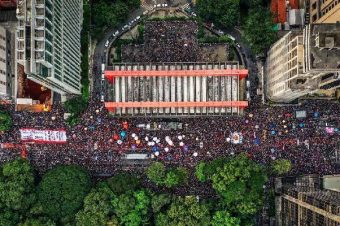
[35,43,44,52]
[35,0,44,8]
[17,42,25,51]
[35,52,44,61]
[35,20,45,30]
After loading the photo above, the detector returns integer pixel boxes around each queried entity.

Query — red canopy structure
[104,63,248,115]
[105,101,248,112]
[105,68,248,83]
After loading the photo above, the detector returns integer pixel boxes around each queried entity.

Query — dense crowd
[122,21,202,62]
[0,96,339,180]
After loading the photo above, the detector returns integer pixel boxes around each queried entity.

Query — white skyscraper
[15,0,83,103]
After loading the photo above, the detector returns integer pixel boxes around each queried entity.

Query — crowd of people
[122,21,202,62]
[1,20,339,196]
[0,96,339,180]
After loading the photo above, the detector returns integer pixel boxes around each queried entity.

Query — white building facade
[265,24,340,103]
[15,0,83,96]
[0,24,14,99]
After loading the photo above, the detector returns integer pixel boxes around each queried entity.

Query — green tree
[112,190,151,226]
[211,211,241,226]
[0,208,20,226]
[272,159,292,175]
[195,158,228,182]
[0,158,36,211]
[0,110,12,131]
[19,218,56,226]
[197,0,240,28]
[243,7,277,55]
[151,194,171,213]
[195,162,207,182]
[155,196,210,226]
[91,0,139,39]
[164,167,188,188]
[64,96,88,117]
[211,153,267,215]
[146,162,166,185]
[107,173,140,195]
[38,165,91,221]
[76,183,115,226]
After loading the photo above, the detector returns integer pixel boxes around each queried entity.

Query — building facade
[309,0,340,23]
[265,23,340,102]
[0,24,14,99]
[15,0,83,100]
[276,175,340,226]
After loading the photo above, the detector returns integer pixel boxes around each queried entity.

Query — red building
[0,0,16,9]
[271,0,299,24]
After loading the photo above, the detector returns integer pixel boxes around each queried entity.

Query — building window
[312,2,317,10]
[312,14,317,21]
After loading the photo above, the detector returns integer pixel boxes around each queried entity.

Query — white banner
[19,128,67,143]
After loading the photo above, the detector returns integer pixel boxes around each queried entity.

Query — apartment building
[275,175,340,226]
[309,0,340,23]
[265,23,340,102]
[15,0,83,110]
[0,24,14,99]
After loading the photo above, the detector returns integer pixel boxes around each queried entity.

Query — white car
[104,40,109,47]
[136,16,141,20]
[227,34,236,41]
[100,95,105,102]
[236,43,241,48]
[143,10,148,15]
[157,4,161,7]
[114,31,119,36]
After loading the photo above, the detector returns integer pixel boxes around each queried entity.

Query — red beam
[105,101,248,109]
[105,69,248,82]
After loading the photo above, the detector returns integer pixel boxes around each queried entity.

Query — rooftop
[309,23,340,70]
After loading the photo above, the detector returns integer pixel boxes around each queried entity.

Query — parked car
[217,30,224,35]
[104,40,109,47]
[227,34,236,41]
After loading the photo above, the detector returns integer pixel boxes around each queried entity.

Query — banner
[295,110,306,118]
[19,129,67,143]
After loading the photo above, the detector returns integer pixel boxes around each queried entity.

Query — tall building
[15,0,83,111]
[265,23,340,102]
[309,0,340,23]
[0,24,15,99]
[275,175,340,226]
